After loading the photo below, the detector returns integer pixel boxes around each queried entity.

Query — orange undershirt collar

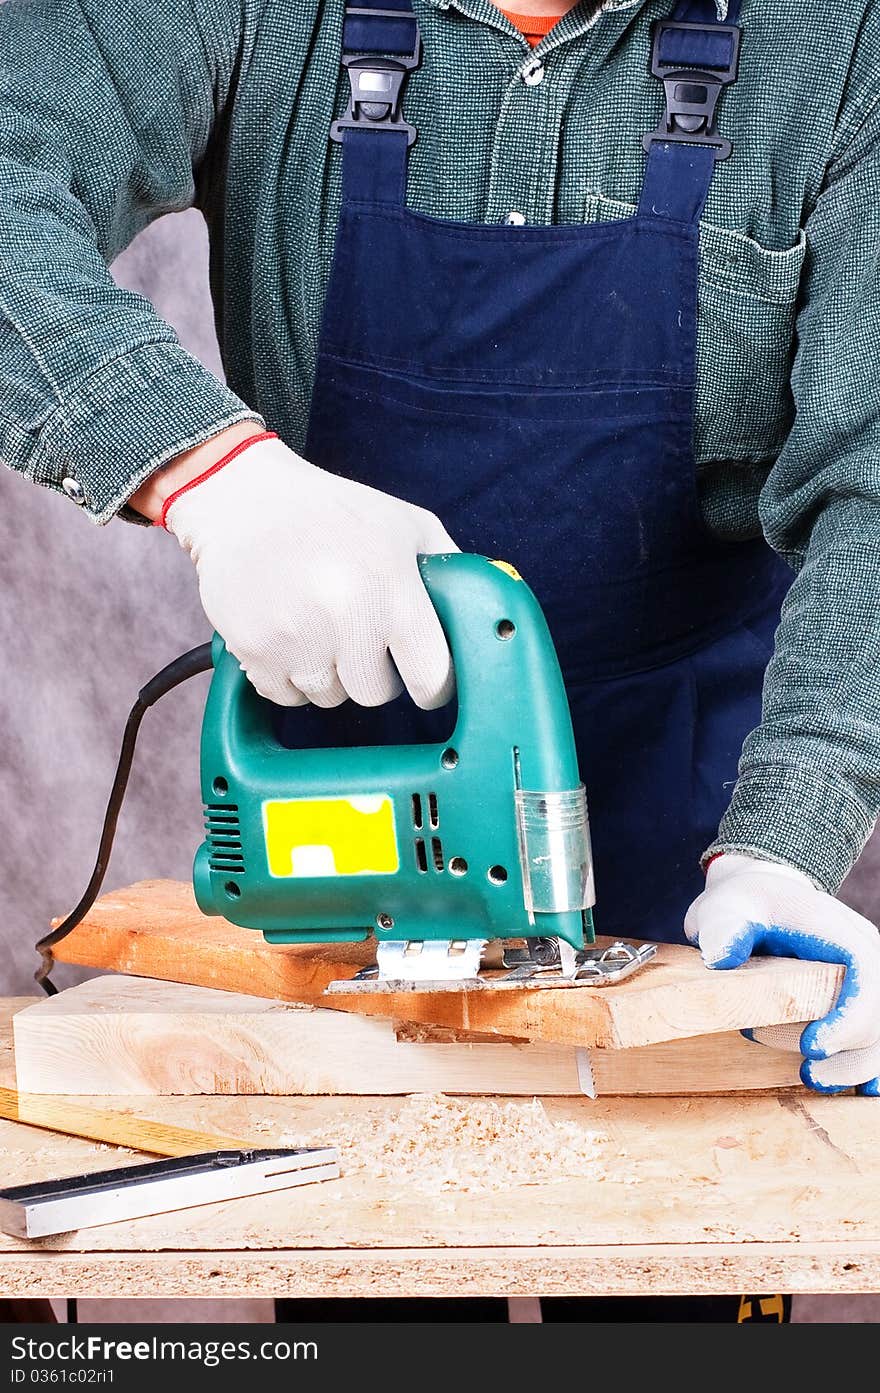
[498,9,564,45]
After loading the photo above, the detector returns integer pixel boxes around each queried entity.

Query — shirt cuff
[27,341,265,525]
[702,766,875,893]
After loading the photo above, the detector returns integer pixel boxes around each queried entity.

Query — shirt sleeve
[0,0,263,524]
[705,11,880,891]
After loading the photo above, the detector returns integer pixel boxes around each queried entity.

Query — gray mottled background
[0,210,218,995]
[2,206,879,997]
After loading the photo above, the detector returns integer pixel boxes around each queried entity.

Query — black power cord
[35,643,214,994]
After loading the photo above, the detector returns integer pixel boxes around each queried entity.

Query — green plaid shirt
[1,0,879,892]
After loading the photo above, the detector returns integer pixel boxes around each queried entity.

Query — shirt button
[522,59,545,86]
[505,211,526,226]
[61,477,86,505]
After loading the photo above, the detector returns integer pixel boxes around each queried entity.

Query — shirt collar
[424,0,731,20]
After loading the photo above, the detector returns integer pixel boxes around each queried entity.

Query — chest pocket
[582,191,807,466]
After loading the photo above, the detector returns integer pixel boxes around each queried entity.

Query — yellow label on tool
[489,559,523,581]
[262,796,399,878]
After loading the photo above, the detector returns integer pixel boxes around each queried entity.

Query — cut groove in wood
[13,976,803,1097]
[50,880,844,1051]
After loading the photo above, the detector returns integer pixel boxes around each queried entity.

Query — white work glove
[685,853,880,1095]
[165,434,459,708]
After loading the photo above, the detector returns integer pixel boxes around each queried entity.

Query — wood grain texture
[0,1015,250,1154]
[13,976,803,1097]
[51,880,844,1050]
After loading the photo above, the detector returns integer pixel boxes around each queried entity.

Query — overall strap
[330,0,422,205]
[638,0,743,224]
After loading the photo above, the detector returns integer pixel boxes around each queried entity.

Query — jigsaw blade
[324,939,658,994]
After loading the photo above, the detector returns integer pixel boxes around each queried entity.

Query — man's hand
[685,853,880,1094]
[152,432,459,708]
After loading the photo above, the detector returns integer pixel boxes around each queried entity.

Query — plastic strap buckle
[330,52,420,145]
[642,19,741,162]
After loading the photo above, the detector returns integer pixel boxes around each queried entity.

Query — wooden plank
[50,880,843,1050]
[12,976,803,1097]
[3,1243,880,1300]
[591,1031,802,1095]
[0,1001,250,1154]
[13,979,579,1097]
[52,879,370,999]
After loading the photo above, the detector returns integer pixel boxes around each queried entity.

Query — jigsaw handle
[207,553,581,793]
[415,554,581,792]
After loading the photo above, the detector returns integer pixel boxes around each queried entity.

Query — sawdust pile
[282,1093,610,1194]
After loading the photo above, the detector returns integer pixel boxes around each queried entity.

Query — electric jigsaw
[37,552,656,992]
[193,552,653,990]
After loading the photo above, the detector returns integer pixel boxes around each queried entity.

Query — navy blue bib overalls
[291,0,792,946]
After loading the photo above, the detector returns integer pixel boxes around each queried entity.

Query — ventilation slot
[413,792,441,870]
[205,803,245,874]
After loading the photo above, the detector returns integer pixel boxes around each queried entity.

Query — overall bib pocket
[583,190,808,462]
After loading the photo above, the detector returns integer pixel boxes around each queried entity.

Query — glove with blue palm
[684,853,880,1095]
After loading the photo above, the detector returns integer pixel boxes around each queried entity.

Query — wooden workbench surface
[1,998,879,1299]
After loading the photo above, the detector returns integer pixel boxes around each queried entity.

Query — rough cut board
[51,880,844,1051]
[1,988,879,1299]
[12,977,803,1097]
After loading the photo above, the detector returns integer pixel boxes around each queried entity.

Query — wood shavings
[282,1093,610,1194]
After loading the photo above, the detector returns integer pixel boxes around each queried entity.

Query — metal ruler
[0,1147,340,1238]
[0,1086,339,1237]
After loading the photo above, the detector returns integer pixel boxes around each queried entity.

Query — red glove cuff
[157,429,277,529]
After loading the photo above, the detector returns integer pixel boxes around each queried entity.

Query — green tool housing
[194,553,595,952]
